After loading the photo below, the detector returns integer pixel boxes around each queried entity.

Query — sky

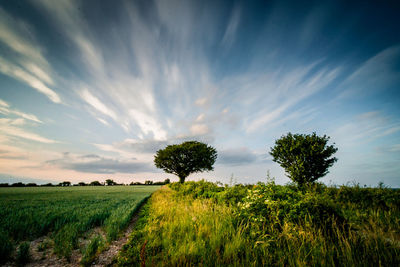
[0,0,399,186]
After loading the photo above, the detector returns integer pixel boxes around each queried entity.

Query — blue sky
[0,0,399,186]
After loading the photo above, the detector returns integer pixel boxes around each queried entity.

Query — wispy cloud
[338,45,400,99]
[0,98,42,123]
[238,64,341,133]
[0,7,59,103]
[0,56,61,103]
[0,118,57,143]
[79,88,117,121]
[331,111,400,146]
[221,3,241,47]
[33,0,105,74]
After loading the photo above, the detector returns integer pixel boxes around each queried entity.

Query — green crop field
[0,185,160,264]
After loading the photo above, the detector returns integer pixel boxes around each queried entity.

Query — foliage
[270,132,338,185]
[105,179,116,186]
[238,182,346,235]
[117,181,400,266]
[0,186,159,262]
[154,141,217,183]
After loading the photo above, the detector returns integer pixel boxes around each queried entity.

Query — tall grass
[117,181,400,266]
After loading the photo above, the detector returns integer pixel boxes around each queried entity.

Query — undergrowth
[117,181,400,266]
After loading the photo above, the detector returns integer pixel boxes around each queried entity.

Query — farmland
[1,181,400,266]
[0,185,160,265]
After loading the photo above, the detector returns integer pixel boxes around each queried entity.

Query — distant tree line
[0,178,171,187]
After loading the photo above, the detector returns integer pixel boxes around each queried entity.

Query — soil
[2,207,143,267]
[92,212,140,267]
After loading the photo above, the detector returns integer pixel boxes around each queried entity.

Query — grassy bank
[0,185,160,263]
[117,181,400,266]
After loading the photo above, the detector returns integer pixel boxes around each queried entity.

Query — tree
[105,179,115,186]
[60,181,71,186]
[270,132,338,186]
[154,141,217,183]
[90,180,102,186]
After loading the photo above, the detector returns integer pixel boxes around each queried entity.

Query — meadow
[0,185,160,265]
[117,181,400,266]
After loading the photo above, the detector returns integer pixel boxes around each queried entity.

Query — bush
[168,180,224,199]
[238,182,346,233]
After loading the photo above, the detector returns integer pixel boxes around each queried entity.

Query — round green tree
[154,141,217,183]
[270,132,338,186]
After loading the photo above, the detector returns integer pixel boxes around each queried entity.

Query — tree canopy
[270,132,338,186]
[154,141,217,183]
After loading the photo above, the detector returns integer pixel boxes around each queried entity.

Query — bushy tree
[154,141,217,183]
[105,179,116,186]
[90,180,102,186]
[270,132,338,186]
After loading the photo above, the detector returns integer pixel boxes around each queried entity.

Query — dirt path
[92,211,141,267]
[2,203,146,267]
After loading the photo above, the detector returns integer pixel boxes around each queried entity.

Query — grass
[0,185,159,264]
[117,181,400,266]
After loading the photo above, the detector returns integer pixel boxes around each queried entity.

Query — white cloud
[0,8,48,66]
[331,111,400,146]
[196,113,205,122]
[245,65,341,133]
[129,109,167,140]
[247,104,289,133]
[0,7,59,103]
[190,123,209,136]
[0,99,9,107]
[0,118,57,143]
[96,117,110,127]
[195,97,208,106]
[338,45,400,99]
[79,89,117,120]
[0,98,42,123]
[0,56,60,103]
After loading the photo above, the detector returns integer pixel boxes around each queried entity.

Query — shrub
[238,182,346,233]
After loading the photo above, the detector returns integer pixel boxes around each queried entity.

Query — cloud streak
[0,118,57,143]
[0,7,60,103]
[0,98,42,123]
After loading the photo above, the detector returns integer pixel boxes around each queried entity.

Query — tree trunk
[179,176,186,183]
